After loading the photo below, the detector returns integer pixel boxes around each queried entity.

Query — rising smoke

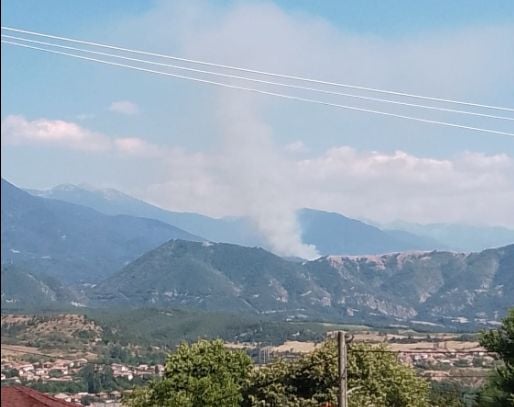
[216,92,319,260]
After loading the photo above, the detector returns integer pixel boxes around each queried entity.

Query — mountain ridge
[27,182,264,248]
[90,239,514,329]
[27,183,447,255]
[1,179,203,283]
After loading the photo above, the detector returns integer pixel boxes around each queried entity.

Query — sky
[1,0,514,257]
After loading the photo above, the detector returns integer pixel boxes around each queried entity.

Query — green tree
[126,339,252,407]
[2,368,19,378]
[243,341,429,406]
[99,366,116,390]
[80,364,102,394]
[429,381,477,407]
[478,308,514,406]
[48,369,64,378]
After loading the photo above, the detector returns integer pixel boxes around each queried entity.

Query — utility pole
[337,331,347,407]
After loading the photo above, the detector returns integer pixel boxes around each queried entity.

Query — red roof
[1,386,78,407]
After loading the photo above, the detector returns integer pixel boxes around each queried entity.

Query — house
[53,393,72,402]
[1,386,78,406]
[17,364,34,373]
[110,390,122,399]
[74,358,88,367]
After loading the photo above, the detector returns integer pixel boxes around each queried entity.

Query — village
[1,358,166,382]
[1,337,497,404]
[1,356,165,405]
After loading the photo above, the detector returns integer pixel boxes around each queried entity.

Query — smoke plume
[216,93,319,259]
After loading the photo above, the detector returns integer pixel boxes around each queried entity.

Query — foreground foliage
[127,340,252,407]
[477,308,514,406]
[244,341,428,406]
[428,381,478,407]
[127,339,429,406]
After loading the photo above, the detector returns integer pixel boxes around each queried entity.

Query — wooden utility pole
[337,331,347,407]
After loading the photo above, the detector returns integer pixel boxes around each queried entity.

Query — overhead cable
[2,26,513,113]
[3,40,514,138]
[3,34,512,122]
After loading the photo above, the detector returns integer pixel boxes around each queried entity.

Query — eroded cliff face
[309,246,513,326]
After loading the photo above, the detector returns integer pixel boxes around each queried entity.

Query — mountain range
[2,178,513,329]
[90,239,514,329]
[297,208,442,254]
[27,183,264,248]
[1,179,202,283]
[29,182,514,254]
[27,182,447,256]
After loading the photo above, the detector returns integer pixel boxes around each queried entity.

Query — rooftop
[1,386,78,407]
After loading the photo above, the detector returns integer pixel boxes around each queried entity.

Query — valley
[1,310,499,404]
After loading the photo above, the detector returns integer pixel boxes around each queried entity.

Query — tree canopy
[478,308,514,406]
[244,341,428,406]
[127,339,429,407]
[126,339,252,407]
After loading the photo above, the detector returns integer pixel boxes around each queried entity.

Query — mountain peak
[53,183,84,192]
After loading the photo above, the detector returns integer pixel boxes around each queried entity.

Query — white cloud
[142,146,514,230]
[108,100,140,115]
[294,148,514,227]
[1,115,111,152]
[1,115,159,158]
[113,137,163,158]
[284,141,309,154]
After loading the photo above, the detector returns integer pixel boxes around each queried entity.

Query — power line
[3,26,513,113]
[3,34,512,123]
[3,39,514,138]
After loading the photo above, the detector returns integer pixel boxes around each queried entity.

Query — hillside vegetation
[91,240,514,329]
[1,264,79,307]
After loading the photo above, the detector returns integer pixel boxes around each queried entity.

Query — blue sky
[1,0,514,253]
[2,0,513,153]
[3,0,514,36]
